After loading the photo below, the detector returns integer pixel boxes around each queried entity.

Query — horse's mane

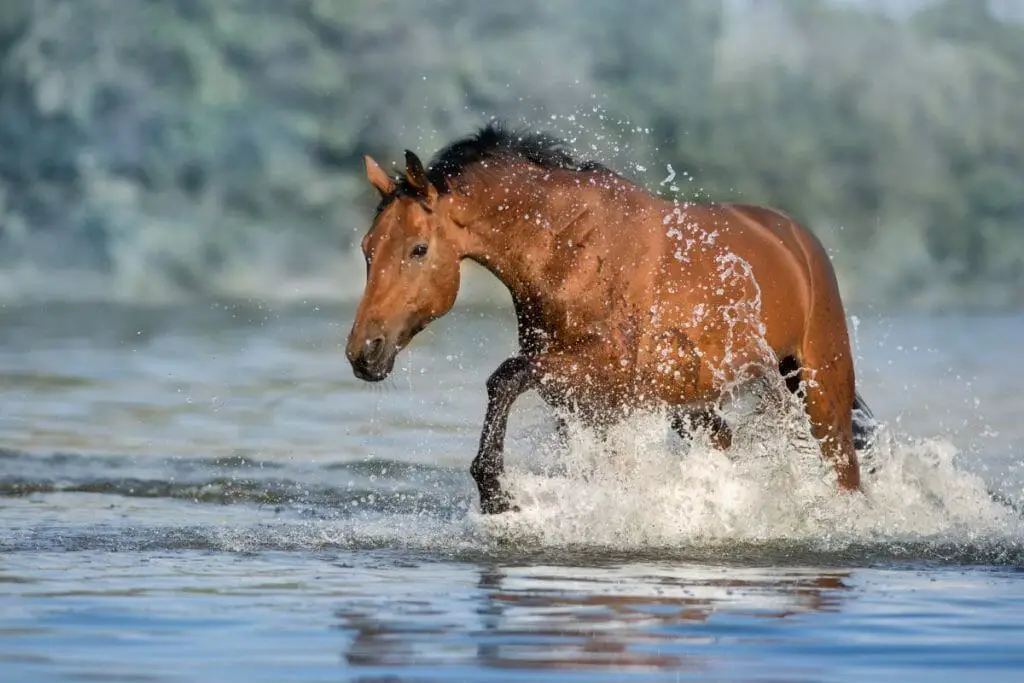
[427,121,607,186]
[386,122,609,204]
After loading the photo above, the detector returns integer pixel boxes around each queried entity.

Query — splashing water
[445,126,1023,556]
[474,399,1023,556]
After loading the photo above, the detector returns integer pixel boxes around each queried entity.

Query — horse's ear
[404,150,438,202]
[364,155,395,197]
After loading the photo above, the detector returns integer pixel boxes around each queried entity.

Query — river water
[2,299,1023,682]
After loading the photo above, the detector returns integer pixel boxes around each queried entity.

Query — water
[2,299,1023,682]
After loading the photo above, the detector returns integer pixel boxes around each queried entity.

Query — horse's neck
[455,171,572,352]
[457,173,557,301]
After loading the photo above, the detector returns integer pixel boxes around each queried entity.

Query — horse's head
[346,150,464,381]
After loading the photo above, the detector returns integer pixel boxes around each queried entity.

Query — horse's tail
[852,390,878,451]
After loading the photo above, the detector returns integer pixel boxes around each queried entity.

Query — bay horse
[346,123,876,514]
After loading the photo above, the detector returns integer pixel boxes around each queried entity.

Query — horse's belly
[534,334,713,421]
[534,346,635,421]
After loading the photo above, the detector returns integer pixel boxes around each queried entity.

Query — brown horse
[346,123,876,514]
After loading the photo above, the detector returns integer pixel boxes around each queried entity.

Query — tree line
[0,0,1020,309]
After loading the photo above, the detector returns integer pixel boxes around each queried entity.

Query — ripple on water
[3,397,1023,568]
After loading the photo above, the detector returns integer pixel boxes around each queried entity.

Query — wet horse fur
[346,122,876,514]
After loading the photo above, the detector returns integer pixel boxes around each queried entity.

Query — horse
[345,122,876,514]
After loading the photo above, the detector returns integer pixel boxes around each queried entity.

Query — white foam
[471,402,1024,551]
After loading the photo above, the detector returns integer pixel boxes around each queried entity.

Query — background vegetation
[0,0,1021,310]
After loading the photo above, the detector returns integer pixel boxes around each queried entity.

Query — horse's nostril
[364,335,386,364]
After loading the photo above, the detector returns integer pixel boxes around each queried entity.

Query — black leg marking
[779,355,803,396]
[553,414,570,444]
[671,409,733,451]
[852,390,877,452]
[470,356,535,514]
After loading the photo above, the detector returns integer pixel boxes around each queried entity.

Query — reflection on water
[336,564,850,675]
[3,550,1024,682]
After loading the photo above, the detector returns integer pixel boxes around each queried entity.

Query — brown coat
[346,124,867,513]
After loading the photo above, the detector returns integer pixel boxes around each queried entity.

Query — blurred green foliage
[0,0,1021,308]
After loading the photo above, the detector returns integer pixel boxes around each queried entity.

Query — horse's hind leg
[851,390,877,451]
[794,342,861,491]
[671,409,732,451]
[786,354,876,453]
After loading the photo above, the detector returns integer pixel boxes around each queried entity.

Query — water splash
[5,412,1020,565]
[474,405,1024,556]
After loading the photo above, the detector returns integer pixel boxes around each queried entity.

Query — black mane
[382,122,606,208]
[426,121,604,187]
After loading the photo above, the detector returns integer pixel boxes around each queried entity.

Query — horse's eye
[410,243,428,259]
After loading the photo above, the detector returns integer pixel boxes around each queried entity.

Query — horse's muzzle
[346,332,396,382]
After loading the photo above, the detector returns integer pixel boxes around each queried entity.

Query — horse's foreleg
[471,356,535,514]
[671,409,732,451]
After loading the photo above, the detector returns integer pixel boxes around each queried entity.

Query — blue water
[3,552,1023,682]
[2,302,1023,682]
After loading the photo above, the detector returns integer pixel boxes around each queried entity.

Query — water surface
[2,301,1023,682]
